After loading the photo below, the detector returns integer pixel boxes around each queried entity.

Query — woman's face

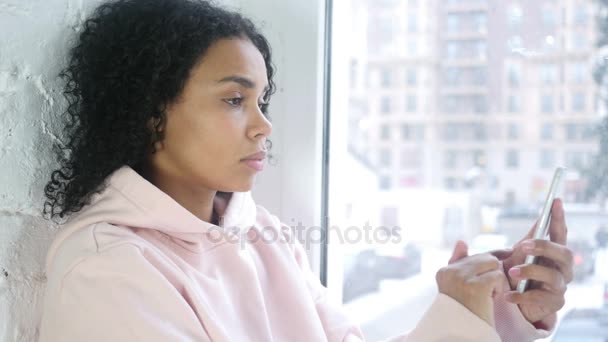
[147,37,272,192]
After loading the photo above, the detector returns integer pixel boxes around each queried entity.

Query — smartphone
[516,167,566,294]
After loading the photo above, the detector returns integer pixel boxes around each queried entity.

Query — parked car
[374,242,422,279]
[551,308,608,341]
[342,242,422,303]
[342,249,381,303]
[568,239,596,282]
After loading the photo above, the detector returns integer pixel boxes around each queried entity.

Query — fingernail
[521,240,535,252]
[509,268,521,277]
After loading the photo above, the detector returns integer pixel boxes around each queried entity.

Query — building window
[570,62,587,84]
[380,68,393,87]
[408,13,418,33]
[379,148,392,167]
[379,175,391,190]
[507,123,520,140]
[572,32,588,50]
[401,124,425,141]
[506,149,519,168]
[381,96,392,114]
[406,95,417,112]
[408,40,418,56]
[406,68,417,86]
[444,150,458,169]
[541,94,555,114]
[572,92,585,112]
[380,124,391,140]
[447,14,460,33]
[508,95,521,113]
[507,5,523,29]
[540,64,558,84]
[540,149,556,169]
[541,123,554,140]
[565,123,578,141]
[542,7,558,28]
[507,65,521,87]
[574,6,588,26]
[475,12,487,33]
[565,151,585,169]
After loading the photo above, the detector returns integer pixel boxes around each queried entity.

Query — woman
[39,0,573,341]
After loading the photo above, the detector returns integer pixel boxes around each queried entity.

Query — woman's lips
[242,159,264,171]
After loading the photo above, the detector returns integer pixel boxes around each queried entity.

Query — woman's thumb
[448,240,469,264]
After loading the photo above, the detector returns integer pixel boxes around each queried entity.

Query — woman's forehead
[191,38,268,86]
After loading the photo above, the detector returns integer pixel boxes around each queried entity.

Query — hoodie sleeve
[38,244,211,342]
[286,229,501,342]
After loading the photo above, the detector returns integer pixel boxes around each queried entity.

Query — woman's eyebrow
[216,75,270,92]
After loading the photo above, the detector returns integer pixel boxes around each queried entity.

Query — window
[379,175,391,190]
[379,148,392,167]
[475,12,487,33]
[565,150,585,169]
[400,124,425,141]
[444,150,458,168]
[408,13,418,33]
[569,62,587,84]
[506,149,519,168]
[540,64,558,85]
[507,5,523,29]
[541,123,554,140]
[380,68,393,87]
[541,94,555,114]
[542,7,558,28]
[572,92,585,112]
[406,69,417,86]
[507,123,519,140]
[574,6,588,26]
[329,2,602,339]
[565,123,578,141]
[540,149,556,169]
[508,95,521,113]
[572,32,588,50]
[507,65,521,87]
[447,14,460,33]
[380,124,391,140]
[406,95,417,112]
[380,96,392,114]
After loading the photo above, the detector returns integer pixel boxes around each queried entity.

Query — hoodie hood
[45,165,258,270]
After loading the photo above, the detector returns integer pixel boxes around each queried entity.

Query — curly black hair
[43,0,276,221]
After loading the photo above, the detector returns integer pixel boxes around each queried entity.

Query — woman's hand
[501,199,574,330]
[436,241,513,327]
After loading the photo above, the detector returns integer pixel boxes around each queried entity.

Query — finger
[507,264,566,293]
[548,198,567,246]
[518,239,574,283]
[476,269,507,295]
[504,289,565,312]
[489,248,514,261]
[467,253,502,276]
[449,240,469,264]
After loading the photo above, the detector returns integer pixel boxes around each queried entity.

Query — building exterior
[348,0,601,206]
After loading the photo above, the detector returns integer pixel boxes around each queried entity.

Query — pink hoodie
[38,166,552,341]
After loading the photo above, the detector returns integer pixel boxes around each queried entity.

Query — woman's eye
[224,97,243,106]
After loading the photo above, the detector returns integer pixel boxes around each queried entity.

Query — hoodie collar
[47,166,258,268]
